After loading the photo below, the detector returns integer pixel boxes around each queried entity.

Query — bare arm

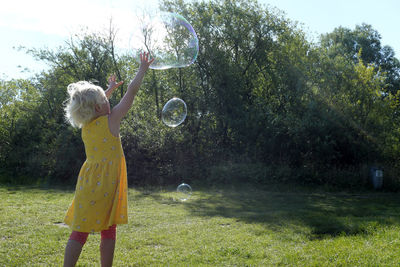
[109,53,154,125]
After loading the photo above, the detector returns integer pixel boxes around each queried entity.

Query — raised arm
[109,53,154,126]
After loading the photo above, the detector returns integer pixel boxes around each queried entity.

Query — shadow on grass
[137,183,400,240]
[4,183,400,240]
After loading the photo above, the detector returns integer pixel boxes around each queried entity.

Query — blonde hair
[64,81,107,128]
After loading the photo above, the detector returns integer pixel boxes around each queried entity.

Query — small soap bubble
[177,183,192,201]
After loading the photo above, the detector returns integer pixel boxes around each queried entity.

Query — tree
[2,0,400,188]
[320,23,400,94]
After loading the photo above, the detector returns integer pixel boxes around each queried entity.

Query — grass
[1,183,400,266]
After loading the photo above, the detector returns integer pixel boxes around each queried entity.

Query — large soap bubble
[161,97,187,127]
[134,12,199,70]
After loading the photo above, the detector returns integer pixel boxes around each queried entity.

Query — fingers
[141,52,147,62]
[140,52,152,63]
[108,74,124,92]
[110,80,124,91]
[108,74,116,83]
[140,52,148,61]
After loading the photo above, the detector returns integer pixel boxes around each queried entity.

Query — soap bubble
[134,12,199,69]
[177,183,192,201]
[161,97,187,127]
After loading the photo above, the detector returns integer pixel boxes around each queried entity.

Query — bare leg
[100,238,116,267]
[63,239,83,267]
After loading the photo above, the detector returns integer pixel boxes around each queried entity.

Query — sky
[1,0,399,80]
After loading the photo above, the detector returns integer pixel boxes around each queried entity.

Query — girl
[63,52,154,267]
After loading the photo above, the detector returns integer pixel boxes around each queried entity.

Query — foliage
[320,23,400,94]
[1,0,400,189]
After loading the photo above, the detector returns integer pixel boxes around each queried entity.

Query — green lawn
[1,183,400,266]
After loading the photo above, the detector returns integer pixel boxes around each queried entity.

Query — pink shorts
[69,224,116,245]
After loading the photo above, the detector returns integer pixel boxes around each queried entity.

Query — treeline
[1,0,400,189]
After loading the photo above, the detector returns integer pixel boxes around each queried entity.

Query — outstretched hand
[139,52,155,71]
[105,74,124,99]
[108,74,124,91]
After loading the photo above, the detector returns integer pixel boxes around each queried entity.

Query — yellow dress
[64,115,128,232]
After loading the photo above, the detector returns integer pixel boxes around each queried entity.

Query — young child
[63,52,154,267]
